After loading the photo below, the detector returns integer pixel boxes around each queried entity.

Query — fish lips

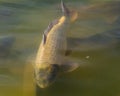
[35,64,59,88]
[36,79,50,88]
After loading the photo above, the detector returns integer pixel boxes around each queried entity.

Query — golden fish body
[35,17,69,88]
[36,16,68,66]
[34,1,79,88]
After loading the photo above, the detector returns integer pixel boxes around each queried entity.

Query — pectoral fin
[60,60,80,73]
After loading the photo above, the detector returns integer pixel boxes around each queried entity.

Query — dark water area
[0,0,120,96]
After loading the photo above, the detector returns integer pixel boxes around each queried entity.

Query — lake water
[0,1,120,96]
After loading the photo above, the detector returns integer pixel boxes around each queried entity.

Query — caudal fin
[61,0,78,22]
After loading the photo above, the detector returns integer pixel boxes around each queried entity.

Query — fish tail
[61,0,78,22]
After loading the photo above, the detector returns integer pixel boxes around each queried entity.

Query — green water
[0,0,120,96]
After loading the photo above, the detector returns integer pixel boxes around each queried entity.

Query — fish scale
[39,23,67,65]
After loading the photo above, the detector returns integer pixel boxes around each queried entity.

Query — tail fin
[61,0,78,22]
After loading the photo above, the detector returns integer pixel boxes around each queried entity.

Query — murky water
[0,1,120,96]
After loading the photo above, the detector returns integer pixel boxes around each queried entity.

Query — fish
[34,1,79,88]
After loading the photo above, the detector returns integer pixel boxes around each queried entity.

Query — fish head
[35,64,59,88]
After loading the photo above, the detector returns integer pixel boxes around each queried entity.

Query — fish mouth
[38,84,48,88]
[36,79,50,88]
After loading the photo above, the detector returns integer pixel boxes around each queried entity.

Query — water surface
[0,1,120,96]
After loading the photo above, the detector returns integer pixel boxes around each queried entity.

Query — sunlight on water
[0,0,120,96]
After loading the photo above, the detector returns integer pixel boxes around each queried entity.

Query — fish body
[34,1,79,88]
[36,16,68,66]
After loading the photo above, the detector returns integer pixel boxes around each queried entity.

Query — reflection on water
[0,0,120,96]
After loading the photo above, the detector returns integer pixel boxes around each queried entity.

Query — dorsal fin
[42,19,59,45]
